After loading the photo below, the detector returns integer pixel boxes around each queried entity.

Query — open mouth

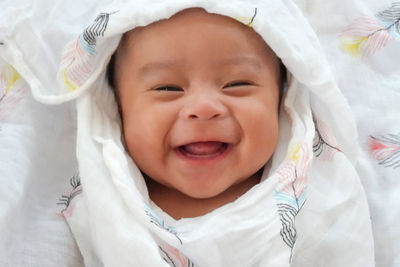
[176,141,231,160]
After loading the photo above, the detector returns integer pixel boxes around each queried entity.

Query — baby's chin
[178,185,229,200]
[145,175,226,200]
[146,171,261,200]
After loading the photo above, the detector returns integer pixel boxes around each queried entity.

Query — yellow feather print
[3,64,21,94]
[288,143,302,163]
[63,68,77,91]
[339,36,369,58]
[232,8,257,27]
[233,16,254,27]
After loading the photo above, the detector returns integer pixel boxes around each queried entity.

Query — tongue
[182,142,224,155]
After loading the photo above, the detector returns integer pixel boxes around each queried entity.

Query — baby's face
[114,9,280,199]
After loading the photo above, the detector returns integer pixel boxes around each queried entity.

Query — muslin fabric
[0,0,375,266]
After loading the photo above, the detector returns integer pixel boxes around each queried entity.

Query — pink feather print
[340,16,393,58]
[276,161,297,195]
[159,244,194,267]
[340,2,400,58]
[313,116,341,160]
[276,143,311,207]
[369,134,400,169]
[57,174,82,218]
[59,36,94,91]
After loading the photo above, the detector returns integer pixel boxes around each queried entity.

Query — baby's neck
[146,172,262,220]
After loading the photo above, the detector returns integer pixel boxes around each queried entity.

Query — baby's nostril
[187,112,221,120]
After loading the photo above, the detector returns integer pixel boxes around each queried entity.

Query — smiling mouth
[176,141,231,160]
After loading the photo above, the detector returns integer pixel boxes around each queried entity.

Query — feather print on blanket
[274,142,312,262]
[57,173,82,218]
[59,12,115,91]
[144,206,195,266]
[144,205,183,244]
[313,116,341,160]
[369,134,400,169]
[0,64,26,122]
[232,7,258,27]
[340,1,400,58]
[159,244,195,267]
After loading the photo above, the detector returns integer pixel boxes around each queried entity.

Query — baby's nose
[180,93,228,121]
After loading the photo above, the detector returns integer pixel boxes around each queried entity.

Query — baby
[107,8,283,219]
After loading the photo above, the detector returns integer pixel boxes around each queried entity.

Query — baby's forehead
[124,8,251,37]
[120,8,275,58]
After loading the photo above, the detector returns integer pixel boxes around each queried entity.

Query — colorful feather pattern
[159,244,194,267]
[233,8,258,27]
[274,142,311,262]
[144,205,183,244]
[0,64,26,121]
[340,2,400,58]
[313,116,341,160]
[369,134,400,169]
[57,173,82,218]
[60,12,115,91]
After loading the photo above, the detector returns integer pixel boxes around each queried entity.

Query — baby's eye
[154,85,183,92]
[223,81,252,88]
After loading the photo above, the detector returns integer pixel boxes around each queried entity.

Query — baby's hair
[106,53,287,103]
[107,53,116,91]
[279,61,287,102]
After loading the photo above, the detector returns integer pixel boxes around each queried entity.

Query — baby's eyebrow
[139,60,182,76]
[138,56,262,76]
[217,56,262,71]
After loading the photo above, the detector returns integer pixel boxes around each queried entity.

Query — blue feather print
[274,143,311,263]
[144,205,182,244]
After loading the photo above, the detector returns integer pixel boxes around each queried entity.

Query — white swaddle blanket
[1,0,376,266]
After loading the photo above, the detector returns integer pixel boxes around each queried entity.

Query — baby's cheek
[123,117,149,153]
[246,106,279,156]
[241,99,278,131]
[122,110,169,164]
